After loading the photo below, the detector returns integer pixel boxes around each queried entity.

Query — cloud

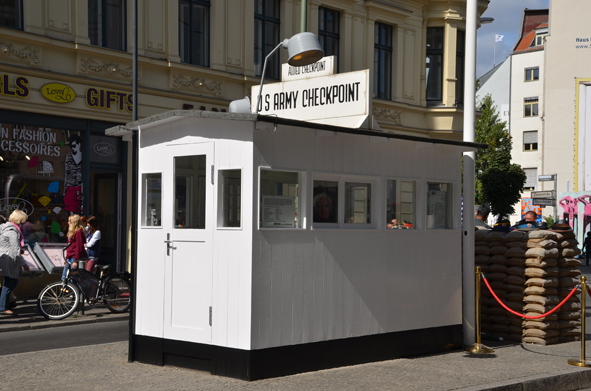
[477,0,549,78]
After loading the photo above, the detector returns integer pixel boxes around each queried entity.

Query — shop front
[0,108,127,296]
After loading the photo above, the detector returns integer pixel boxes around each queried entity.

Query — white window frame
[258,167,306,230]
[385,178,417,230]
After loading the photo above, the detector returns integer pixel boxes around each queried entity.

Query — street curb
[0,314,129,333]
[457,369,591,391]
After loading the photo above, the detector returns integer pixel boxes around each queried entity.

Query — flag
[495,34,504,42]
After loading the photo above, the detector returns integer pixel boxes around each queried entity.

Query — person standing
[475,204,491,229]
[62,214,87,281]
[85,216,101,272]
[0,210,30,316]
[584,232,591,267]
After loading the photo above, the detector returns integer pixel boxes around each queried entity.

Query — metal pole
[466,267,493,354]
[132,0,138,121]
[554,175,558,222]
[568,276,591,367]
[462,0,477,347]
[300,0,307,32]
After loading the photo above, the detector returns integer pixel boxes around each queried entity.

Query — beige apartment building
[0,0,487,277]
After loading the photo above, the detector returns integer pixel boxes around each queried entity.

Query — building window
[426,27,444,102]
[524,97,539,117]
[0,0,22,29]
[427,182,453,229]
[88,0,126,51]
[523,131,538,151]
[524,168,537,190]
[254,0,280,79]
[218,169,241,228]
[525,67,539,81]
[374,22,392,100]
[534,34,547,47]
[142,173,162,226]
[386,179,416,229]
[345,182,371,224]
[319,7,340,72]
[179,0,210,67]
[260,170,301,228]
[455,30,465,105]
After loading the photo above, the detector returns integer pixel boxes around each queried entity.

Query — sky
[477,0,550,78]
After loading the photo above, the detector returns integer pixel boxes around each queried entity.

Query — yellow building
[0,0,488,278]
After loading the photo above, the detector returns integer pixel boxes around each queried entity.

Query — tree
[475,94,526,218]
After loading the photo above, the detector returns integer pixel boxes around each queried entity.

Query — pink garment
[10,222,24,249]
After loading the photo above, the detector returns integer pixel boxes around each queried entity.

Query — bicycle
[37,247,131,320]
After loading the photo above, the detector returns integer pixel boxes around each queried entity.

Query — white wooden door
[163,142,213,343]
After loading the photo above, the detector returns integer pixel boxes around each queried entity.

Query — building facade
[0,0,488,277]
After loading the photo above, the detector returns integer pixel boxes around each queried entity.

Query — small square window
[345,182,371,224]
[524,168,537,190]
[260,170,300,228]
[218,169,241,227]
[524,98,539,117]
[386,179,416,229]
[313,180,338,223]
[427,182,453,229]
[142,173,162,226]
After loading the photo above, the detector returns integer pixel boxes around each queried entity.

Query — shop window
[319,6,340,73]
[524,97,539,117]
[427,182,453,229]
[313,180,338,224]
[90,134,120,164]
[0,0,22,29]
[218,169,241,228]
[179,0,210,67]
[426,27,444,102]
[141,173,161,226]
[260,170,300,228]
[88,0,126,51]
[345,182,371,224]
[524,168,537,190]
[386,179,416,229]
[174,155,206,229]
[525,67,539,82]
[523,131,538,151]
[254,0,280,79]
[374,22,392,100]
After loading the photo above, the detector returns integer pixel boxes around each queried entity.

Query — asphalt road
[0,321,128,356]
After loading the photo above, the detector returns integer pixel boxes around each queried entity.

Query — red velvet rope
[482,274,579,320]
[586,284,591,298]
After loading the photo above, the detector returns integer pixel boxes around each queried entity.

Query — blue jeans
[0,276,18,312]
[62,257,76,281]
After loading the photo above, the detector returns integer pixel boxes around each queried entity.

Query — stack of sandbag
[475,229,492,332]
[503,230,528,342]
[522,230,561,345]
[484,230,511,339]
[554,228,582,342]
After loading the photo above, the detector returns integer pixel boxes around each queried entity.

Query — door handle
[164,234,177,256]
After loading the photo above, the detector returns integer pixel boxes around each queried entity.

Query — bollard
[466,266,494,354]
[568,276,591,367]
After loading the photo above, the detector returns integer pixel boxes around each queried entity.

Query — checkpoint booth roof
[114,107,483,380]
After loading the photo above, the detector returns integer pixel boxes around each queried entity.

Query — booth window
[174,155,206,229]
[313,180,338,224]
[427,182,453,229]
[260,170,300,228]
[142,173,162,227]
[386,179,416,229]
[88,0,126,51]
[218,169,241,228]
[345,182,371,224]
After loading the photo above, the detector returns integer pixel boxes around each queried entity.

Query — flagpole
[494,34,496,67]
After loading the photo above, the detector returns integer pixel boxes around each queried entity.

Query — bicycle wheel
[37,281,80,320]
[102,276,131,313]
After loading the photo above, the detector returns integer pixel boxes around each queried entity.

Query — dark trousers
[0,276,18,312]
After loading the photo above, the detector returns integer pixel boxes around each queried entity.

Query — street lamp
[229,32,324,114]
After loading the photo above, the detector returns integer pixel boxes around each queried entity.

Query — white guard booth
[128,110,479,380]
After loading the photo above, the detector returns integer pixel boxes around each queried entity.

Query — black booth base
[132,324,462,381]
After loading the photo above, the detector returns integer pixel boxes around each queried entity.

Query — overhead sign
[251,69,369,128]
[530,190,555,199]
[532,198,554,206]
[282,56,335,81]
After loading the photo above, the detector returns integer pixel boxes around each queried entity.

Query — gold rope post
[466,266,494,354]
[568,275,591,367]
